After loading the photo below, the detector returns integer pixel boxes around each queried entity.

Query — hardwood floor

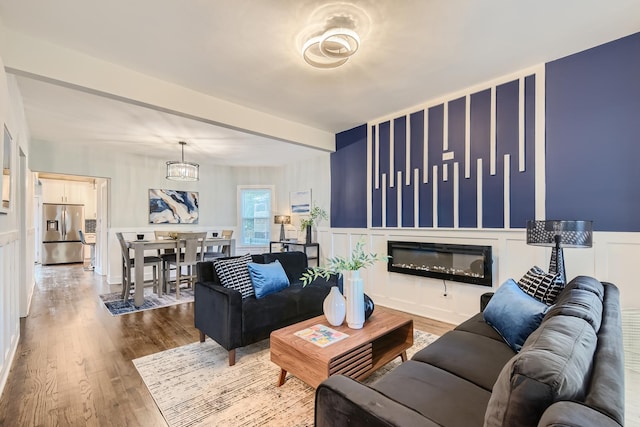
[0,264,454,427]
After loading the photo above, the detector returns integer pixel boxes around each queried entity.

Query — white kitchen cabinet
[41,179,97,217]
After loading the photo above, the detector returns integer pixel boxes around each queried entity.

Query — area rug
[100,287,194,316]
[133,329,439,427]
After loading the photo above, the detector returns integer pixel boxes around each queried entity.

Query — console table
[269,241,319,267]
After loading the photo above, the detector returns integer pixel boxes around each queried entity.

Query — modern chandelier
[166,141,199,181]
[302,27,360,69]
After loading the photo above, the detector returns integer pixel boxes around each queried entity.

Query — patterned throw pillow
[517,266,564,305]
[213,254,255,298]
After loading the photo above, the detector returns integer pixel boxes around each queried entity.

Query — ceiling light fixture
[302,27,360,69]
[166,141,199,181]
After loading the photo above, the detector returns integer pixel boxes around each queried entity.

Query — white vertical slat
[423,110,429,184]
[443,163,448,182]
[454,162,460,228]
[414,168,420,228]
[490,86,497,176]
[389,119,395,188]
[405,114,411,186]
[432,165,438,227]
[381,173,387,227]
[519,77,526,172]
[504,154,511,229]
[443,101,449,152]
[367,122,373,228]
[397,171,403,227]
[535,68,546,219]
[465,94,471,179]
[477,158,483,228]
[374,123,380,190]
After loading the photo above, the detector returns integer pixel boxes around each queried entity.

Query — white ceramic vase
[345,270,365,329]
[323,286,346,326]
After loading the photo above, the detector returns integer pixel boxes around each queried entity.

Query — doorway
[34,172,109,275]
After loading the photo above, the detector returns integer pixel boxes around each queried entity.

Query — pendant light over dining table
[166,141,199,181]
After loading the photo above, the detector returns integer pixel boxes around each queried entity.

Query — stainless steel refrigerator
[42,203,85,265]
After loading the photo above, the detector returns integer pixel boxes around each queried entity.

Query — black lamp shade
[526,220,593,248]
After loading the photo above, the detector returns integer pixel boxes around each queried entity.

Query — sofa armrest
[315,375,438,427]
[194,281,243,350]
[538,401,623,427]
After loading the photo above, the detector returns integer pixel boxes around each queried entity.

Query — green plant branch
[301,240,388,286]
[299,205,328,231]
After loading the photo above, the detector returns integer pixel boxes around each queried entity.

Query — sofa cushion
[454,313,505,343]
[517,266,563,304]
[262,251,308,285]
[242,289,298,335]
[371,360,491,427]
[484,315,597,426]
[544,287,603,333]
[247,260,290,299]
[563,275,604,301]
[213,254,255,298]
[411,330,515,391]
[285,282,332,314]
[483,279,550,351]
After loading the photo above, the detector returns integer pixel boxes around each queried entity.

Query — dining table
[126,237,236,306]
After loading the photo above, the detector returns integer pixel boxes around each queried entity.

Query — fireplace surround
[387,241,493,286]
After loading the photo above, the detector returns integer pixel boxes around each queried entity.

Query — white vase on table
[345,270,365,329]
[323,286,346,326]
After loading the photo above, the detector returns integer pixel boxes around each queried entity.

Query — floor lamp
[274,215,291,242]
[526,220,593,284]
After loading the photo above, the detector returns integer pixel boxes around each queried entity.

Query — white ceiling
[1,0,640,167]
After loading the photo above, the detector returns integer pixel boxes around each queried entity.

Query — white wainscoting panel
[0,231,20,397]
[320,228,640,325]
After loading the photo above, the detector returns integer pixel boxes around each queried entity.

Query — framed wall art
[0,126,13,214]
[290,189,311,215]
[149,189,199,224]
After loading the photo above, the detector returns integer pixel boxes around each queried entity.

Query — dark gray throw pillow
[517,266,564,305]
[213,253,255,298]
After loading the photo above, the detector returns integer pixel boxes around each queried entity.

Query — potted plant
[302,240,388,329]
[299,205,328,243]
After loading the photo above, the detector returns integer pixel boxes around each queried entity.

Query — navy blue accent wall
[331,125,368,228]
[333,32,640,232]
[510,75,536,228]
[546,32,640,231]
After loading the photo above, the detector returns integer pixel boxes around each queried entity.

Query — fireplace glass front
[387,241,493,286]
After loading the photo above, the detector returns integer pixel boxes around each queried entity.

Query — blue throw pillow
[247,260,290,299]
[483,279,550,352]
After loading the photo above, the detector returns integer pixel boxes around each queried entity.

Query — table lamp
[274,215,291,242]
[526,220,593,284]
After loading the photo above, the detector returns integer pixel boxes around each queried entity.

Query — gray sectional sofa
[315,276,624,426]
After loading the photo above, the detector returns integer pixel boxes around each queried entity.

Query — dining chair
[164,232,207,299]
[204,229,234,260]
[116,232,163,300]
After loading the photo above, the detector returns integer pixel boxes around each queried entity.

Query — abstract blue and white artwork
[149,189,199,224]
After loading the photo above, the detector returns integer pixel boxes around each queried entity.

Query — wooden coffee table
[270,311,413,388]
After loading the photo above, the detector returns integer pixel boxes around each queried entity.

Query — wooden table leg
[277,369,287,386]
[400,350,408,362]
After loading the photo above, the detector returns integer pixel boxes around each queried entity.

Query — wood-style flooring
[0,264,454,427]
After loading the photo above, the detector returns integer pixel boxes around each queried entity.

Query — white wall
[0,65,35,395]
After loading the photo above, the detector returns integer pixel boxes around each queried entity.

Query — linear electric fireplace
[387,241,493,286]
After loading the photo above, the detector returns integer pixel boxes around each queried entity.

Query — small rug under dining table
[100,287,194,316]
[133,329,439,427]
